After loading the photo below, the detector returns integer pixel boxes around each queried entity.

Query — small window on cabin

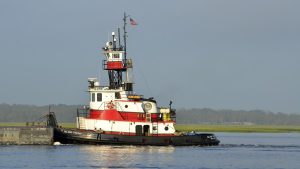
[97,93,102,102]
[91,93,95,102]
[113,54,120,58]
[115,92,121,99]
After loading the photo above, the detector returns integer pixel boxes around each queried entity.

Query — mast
[123,12,128,66]
[122,12,133,91]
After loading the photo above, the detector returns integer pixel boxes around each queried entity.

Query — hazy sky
[1,0,300,113]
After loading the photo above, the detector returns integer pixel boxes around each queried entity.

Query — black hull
[53,128,220,146]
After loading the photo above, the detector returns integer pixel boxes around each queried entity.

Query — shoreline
[1,122,300,133]
[175,124,300,133]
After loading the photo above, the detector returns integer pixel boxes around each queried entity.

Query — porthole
[164,126,169,131]
[125,105,128,108]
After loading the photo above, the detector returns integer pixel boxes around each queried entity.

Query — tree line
[0,103,300,125]
[0,103,78,123]
[176,108,300,125]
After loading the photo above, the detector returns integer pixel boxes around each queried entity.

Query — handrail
[77,107,89,118]
[97,102,105,110]
[115,102,128,120]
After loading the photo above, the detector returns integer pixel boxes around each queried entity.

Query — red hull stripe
[103,131,175,136]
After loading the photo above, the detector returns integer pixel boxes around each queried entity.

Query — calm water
[1,133,300,169]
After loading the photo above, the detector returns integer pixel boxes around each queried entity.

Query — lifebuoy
[143,102,152,111]
[106,101,115,109]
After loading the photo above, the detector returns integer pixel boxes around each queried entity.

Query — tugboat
[51,14,220,146]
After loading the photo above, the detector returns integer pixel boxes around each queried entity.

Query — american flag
[130,18,138,26]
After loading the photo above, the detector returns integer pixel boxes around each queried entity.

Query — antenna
[112,32,116,50]
[169,101,173,110]
[118,28,121,50]
[49,105,51,113]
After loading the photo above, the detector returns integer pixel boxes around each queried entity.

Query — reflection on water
[78,146,175,169]
[80,145,175,154]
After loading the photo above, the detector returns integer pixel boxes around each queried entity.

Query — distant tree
[1,104,300,125]
[176,108,300,125]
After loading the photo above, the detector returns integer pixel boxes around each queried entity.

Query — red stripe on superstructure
[89,109,175,123]
[89,109,124,121]
[89,109,146,122]
[106,61,124,69]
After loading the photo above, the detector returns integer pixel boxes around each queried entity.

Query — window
[113,54,120,58]
[91,93,95,102]
[97,93,102,102]
[115,92,121,99]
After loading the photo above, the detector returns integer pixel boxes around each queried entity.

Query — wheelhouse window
[113,54,120,58]
[97,93,102,102]
[91,93,95,102]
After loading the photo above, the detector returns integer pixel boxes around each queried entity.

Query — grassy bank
[175,124,300,133]
[1,122,300,133]
[0,122,27,126]
[60,123,76,128]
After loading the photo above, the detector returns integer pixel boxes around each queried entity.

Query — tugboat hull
[53,128,220,146]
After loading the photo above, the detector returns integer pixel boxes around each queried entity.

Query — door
[143,125,150,136]
[135,125,143,136]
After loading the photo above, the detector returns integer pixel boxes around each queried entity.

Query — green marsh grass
[1,122,300,133]
[175,124,300,133]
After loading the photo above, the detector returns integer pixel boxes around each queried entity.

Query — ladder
[78,117,86,129]
[152,122,159,135]
[146,113,151,122]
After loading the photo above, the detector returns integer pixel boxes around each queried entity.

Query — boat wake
[218,144,300,152]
